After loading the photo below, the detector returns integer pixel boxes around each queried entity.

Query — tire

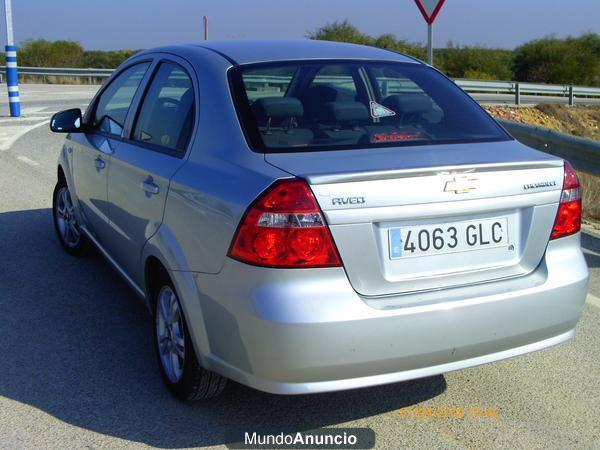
[153,272,227,401]
[52,179,90,256]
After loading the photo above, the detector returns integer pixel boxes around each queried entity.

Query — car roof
[150,39,421,66]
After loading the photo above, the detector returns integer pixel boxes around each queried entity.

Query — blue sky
[5,0,600,50]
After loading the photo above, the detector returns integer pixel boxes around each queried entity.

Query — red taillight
[551,161,582,239]
[228,179,342,268]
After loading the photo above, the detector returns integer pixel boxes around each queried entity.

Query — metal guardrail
[240,74,600,105]
[499,119,600,175]
[2,66,600,105]
[0,66,114,84]
[455,79,596,105]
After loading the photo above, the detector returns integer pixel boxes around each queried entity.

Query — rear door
[105,58,196,285]
[72,62,150,240]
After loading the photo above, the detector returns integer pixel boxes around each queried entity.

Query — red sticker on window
[371,132,425,143]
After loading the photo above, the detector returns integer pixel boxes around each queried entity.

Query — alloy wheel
[55,186,81,248]
[156,286,186,383]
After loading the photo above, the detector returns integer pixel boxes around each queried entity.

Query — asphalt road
[0,84,599,449]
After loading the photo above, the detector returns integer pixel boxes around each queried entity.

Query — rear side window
[132,62,195,153]
[230,61,510,152]
[93,63,150,136]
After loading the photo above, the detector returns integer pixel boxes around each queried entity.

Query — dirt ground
[485,104,600,222]
[484,104,600,140]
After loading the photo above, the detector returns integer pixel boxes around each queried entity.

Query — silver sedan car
[50,40,589,401]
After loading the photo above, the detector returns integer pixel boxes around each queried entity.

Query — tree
[83,50,139,68]
[19,39,85,67]
[514,34,600,86]
[308,21,427,61]
[307,20,374,46]
[17,39,139,69]
[307,21,600,84]
[436,47,514,80]
[307,21,510,79]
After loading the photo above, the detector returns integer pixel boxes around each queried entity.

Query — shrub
[17,39,139,69]
[19,39,85,67]
[513,34,600,86]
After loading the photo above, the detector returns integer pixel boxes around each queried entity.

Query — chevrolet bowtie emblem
[444,176,478,194]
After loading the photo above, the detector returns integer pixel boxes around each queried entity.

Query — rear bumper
[190,233,589,395]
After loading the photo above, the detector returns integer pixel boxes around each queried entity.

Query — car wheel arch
[143,254,214,366]
[57,165,67,184]
[145,256,169,308]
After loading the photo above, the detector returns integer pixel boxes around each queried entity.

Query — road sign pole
[413,0,446,67]
[427,23,433,65]
[4,0,20,117]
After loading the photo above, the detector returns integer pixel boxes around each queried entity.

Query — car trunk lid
[265,140,564,297]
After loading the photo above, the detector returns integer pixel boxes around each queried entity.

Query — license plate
[389,217,509,259]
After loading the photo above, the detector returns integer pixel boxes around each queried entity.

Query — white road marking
[587,293,600,309]
[16,155,40,167]
[21,106,47,115]
[0,119,50,151]
[0,116,48,123]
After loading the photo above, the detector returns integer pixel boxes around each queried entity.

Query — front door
[72,62,151,241]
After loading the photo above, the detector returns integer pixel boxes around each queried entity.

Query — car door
[71,62,151,241]
[105,59,197,285]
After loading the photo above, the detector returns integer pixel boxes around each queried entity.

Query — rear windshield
[229,61,511,153]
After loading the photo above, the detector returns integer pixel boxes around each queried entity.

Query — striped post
[4,0,20,117]
[5,44,20,117]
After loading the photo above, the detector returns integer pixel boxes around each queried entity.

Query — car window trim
[84,59,155,140]
[123,58,198,160]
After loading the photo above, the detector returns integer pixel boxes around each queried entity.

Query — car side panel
[158,47,290,274]
[161,158,286,274]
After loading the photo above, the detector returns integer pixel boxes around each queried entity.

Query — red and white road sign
[414,0,446,24]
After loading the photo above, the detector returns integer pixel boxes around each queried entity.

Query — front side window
[132,62,195,153]
[93,62,150,136]
[231,61,510,152]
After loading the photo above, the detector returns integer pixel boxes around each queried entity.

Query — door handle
[141,178,160,195]
[94,157,106,170]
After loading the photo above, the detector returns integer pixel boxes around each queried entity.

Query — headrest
[321,101,369,124]
[252,97,304,119]
[382,94,433,115]
[305,85,339,103]
[304,84,355,102]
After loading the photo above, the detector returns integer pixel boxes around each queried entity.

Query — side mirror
[50,108,84,133]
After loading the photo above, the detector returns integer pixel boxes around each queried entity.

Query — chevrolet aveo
[50,40,589,401]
